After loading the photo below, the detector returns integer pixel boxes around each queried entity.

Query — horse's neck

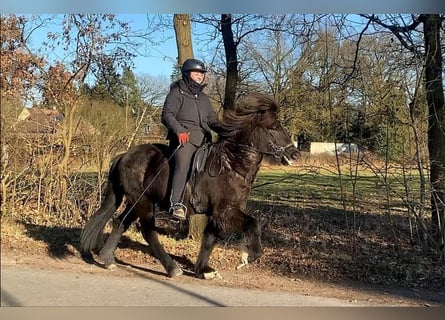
[219,140,262,182]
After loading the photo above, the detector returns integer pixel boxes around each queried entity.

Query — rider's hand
[178,132,190,145]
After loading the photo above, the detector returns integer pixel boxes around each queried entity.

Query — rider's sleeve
[161,91,187,135]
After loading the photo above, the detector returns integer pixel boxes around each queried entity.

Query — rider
[161,58,226,221]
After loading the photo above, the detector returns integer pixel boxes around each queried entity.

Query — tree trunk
[422,14,445,250]
[221,14,238,111]
[173,14,209,237]
[173,14,194,65]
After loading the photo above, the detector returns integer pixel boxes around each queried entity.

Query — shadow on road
[19,221,445,306]
[21,223,197,277]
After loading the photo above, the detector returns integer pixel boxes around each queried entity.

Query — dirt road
[2,224,443,307]
[1,264,378,306]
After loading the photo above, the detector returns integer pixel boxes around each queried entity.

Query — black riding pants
[170,142,198,205]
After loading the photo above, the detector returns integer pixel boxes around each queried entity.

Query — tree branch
[361,14,422,58]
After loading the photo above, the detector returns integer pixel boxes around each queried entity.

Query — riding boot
[169,176,187,220]
[169,202,187,221]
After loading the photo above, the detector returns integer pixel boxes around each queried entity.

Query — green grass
[250,167,427,215]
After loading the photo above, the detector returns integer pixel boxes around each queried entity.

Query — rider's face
[189,71,205,84]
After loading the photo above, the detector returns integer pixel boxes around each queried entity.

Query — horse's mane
[235,92,280,115]
[217,93,280,138]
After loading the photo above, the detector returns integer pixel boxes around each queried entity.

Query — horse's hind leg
[139,215,183,277]
[194,219,219,279]
[99,207,138,268]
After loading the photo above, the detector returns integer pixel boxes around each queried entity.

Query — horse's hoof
[203,271,223,280]
[106,263,117,270]
[100,256,116,269]
[168,267,183,278]
[236,246,249,269]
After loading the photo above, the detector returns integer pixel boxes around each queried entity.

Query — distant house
[17,107,62,134]
[310,142,359,155]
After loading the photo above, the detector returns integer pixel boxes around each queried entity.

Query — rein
[204,140,262,179]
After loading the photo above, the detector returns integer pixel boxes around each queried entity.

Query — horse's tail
[80,153,125,254]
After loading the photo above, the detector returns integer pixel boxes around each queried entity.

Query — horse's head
[255,118,300,165]
[226,93,300,165]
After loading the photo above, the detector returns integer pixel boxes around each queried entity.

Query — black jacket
[162,79,222,147]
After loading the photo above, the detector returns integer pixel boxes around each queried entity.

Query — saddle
[189,142,212,183]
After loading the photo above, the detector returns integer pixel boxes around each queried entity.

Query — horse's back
[115,143,170,203]
[118,143,168,167]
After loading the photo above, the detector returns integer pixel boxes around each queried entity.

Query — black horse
[80,93,299,279]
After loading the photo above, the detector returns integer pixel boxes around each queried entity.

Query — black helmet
[181,58,207,77]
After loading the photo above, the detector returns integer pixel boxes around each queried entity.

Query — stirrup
[170,203,187,221]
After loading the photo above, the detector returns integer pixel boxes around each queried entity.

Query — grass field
[252,162,426,215]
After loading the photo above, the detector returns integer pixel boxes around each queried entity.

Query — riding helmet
[181,58,207,78]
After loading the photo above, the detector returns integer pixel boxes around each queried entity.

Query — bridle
[224,124,294,160]
[267,140,295,159]
[260,125,294,159]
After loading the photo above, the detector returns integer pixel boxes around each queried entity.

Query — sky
[120,14,178,77]
[27,14,180,78]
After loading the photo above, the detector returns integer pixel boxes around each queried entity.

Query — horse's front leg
[217,208,263,270]
[242,214,263,263]
[99,208,137,269]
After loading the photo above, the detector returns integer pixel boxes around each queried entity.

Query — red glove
[178,132,189,145]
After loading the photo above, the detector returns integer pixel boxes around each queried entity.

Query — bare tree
[362,14,445,256]
[137,73,169,105]
[192,14,315,110]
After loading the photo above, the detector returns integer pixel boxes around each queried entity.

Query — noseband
[262,126,294,159]
[268,140,295,159]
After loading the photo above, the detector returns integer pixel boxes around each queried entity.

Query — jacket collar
[175,79,207,98]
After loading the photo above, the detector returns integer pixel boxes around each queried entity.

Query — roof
[17,107,62,133]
